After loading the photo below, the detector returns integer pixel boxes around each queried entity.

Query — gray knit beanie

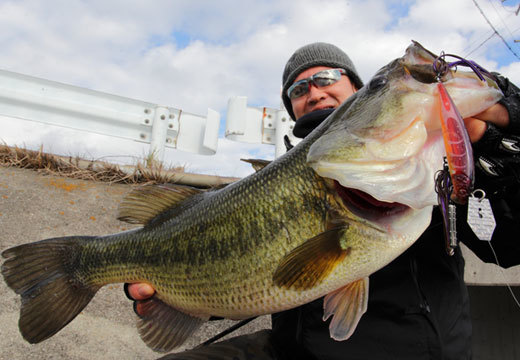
[282,42,364,120]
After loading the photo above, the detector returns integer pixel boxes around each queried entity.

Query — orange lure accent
[436,82,474,204]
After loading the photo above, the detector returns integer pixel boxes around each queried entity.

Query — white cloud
[0,0,518,177]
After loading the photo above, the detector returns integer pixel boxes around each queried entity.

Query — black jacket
[271,75,520,360]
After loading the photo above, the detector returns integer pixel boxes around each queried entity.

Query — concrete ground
[0,166,269,360]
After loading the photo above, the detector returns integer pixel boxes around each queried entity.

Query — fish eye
[368,75,387,90]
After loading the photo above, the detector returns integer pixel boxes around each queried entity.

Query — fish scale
[66,137,332,318]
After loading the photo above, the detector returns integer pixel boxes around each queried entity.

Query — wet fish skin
[1,41,503,352]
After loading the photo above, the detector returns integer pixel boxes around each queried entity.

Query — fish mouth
[333,180,410,220]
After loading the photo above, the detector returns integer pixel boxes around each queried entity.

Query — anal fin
[136,296,208,352]
[323,277,369,341]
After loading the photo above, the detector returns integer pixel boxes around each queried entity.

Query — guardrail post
[274,110,291,158]
[149,106,169,162]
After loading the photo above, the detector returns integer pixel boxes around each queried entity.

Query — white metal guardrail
[0,69,220,161]
[0,69,297,161]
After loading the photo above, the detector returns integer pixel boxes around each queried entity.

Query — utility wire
[500,0,520,15]
[471,0,520,60]
[487,0,517,40]
[465,0,517,56]
[465,31,497,57]
[464,28,495,54]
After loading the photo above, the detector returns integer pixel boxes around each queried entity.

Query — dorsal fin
[240,158,271,172]
[117,184,203,225]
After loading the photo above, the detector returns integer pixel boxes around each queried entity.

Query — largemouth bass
[1,42,502,352]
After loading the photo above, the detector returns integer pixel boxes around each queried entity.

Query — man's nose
[307,83,327,103]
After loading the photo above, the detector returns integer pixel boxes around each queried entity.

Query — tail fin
[1,236,100,343]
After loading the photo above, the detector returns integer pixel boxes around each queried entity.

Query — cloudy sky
[1,0,519,177]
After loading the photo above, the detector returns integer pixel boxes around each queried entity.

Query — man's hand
[126,283,155,300]
[464,103,510,143]
[125,283,156,317]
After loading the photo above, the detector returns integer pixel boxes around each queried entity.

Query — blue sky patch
[384,0,413,30]
[485,40,520,68]
[147,31,196,50]
[171,30,193,49]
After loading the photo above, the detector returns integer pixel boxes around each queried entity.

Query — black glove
[494,73,520,134]
[283,135,294,151]
[473,124,520,198]
[472,74,520,199]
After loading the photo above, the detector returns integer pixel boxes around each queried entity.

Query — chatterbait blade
[436,82,475,204]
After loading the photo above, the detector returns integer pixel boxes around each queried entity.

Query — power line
[471,0,520,60]
[500,0,520,15]
[488,0,516,40]
[465,31,497,57]
[463,26,497,55]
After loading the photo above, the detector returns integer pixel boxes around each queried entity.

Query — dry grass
[0,144,187,185]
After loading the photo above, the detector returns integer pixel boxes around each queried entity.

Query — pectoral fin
[323,277,369,341]
[273,226,350,290]
[136,296,208,352]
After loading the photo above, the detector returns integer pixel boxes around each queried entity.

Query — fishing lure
[433,52,489,255]
[436,81,475,204]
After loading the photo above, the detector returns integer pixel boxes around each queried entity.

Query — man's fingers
[128,283,155,300]
[463,117,487,143]
[471,103,509,127]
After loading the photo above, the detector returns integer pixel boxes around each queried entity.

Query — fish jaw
[306,41,502,227]
[313,130,445,211]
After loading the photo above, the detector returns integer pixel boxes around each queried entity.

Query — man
[128,43,520,359]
